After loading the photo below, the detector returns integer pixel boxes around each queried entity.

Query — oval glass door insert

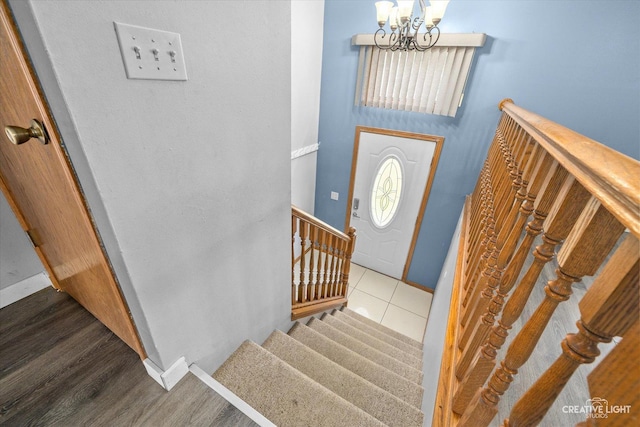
[370,155,403,228]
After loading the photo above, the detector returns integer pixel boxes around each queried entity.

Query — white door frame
[344,126,444,284]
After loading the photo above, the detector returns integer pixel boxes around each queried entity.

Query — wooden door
[0,3,145,357]
[346,127,443,281]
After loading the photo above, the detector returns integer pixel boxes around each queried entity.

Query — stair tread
[263,330,423,427]
[213,340,385,427]
[307,317,423,384]
[321,313,423,370]
[341,307,424,349]
[288,322,424,408]
[332,309,423,359]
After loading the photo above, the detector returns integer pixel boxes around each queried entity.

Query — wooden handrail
[500,99,640,237]
[292,205,351,241]
[291,206,356,320]
[435,100,639,427]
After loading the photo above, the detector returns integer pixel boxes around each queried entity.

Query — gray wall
[11,0,291,373]
[0,192,44,290]
[291,0,324,214]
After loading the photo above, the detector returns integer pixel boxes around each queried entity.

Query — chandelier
[374,0,450,51]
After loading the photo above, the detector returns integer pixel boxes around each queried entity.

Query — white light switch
[331,191,339,201]
[114,22,187,81]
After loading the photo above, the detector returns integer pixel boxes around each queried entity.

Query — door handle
[4,119,49,145]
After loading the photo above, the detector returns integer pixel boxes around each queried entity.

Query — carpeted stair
[213,307,425,426]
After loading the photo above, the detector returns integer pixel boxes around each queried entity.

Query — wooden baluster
[468,158,489,243]
[467,162,491,270]
[457,198,626,427]
[455,145,550,381]
[578,319,639,427]
[328,234,338,297]
[341,227,356,298]
[465,183,489,282]
[321,231,330,299]
[465,166,493,291]
[452,163,575,412]
[462,127,514,318]
[464,142,498,302]
[315,228,324,300]
[493,123,526,231]
[494,143,543,271]
[298,220,308,303]
[500,159,562,295]
[459,131,533,349]
[307,226,316,301]
[334,239,344,296]
[464,119,525,316]
[292,215,297,305]
[462,206,495,315]
[338,235,347,295]
[497,175,590,345]
[466,134,506,286]
[504,234,639,426]
[496,127,524,220]
[468,159,489,243]
[491,128,515,230]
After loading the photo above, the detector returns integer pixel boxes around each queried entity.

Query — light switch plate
[331,191,339,201]
[114,22,187,81]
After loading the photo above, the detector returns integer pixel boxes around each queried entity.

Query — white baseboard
[143,356,189,391]
[0,272,52,309]
[190,364,275,427]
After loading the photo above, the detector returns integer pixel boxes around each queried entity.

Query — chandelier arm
[374,27,389,50]
[413,26,440,51]
[375,27,403,51]
[412,16,423,31]
[391,29,402,51]
[428,26,441,47]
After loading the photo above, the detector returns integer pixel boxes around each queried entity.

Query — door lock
[353,198,360,210]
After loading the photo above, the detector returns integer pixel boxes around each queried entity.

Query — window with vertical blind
[352,33,486,117]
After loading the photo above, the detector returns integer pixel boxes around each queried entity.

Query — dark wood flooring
[0,287,257,426]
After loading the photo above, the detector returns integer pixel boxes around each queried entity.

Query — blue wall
[315,0,640,289]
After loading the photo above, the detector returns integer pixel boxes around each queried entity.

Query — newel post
[340,227,356,300]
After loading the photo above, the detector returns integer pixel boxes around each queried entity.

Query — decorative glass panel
[370,156,403,228]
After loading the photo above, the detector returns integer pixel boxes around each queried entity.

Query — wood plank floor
[0,287,257,426]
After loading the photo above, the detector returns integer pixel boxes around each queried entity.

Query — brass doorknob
[4,119,49,145]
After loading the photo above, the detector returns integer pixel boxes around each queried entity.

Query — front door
[346,127,443,280]
[0,3,144,357]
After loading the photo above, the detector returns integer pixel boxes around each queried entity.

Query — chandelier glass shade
[374,0,450,51]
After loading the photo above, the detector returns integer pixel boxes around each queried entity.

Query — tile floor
[347,263,433,343]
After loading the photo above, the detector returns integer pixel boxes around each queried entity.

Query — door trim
[345,126,444,284]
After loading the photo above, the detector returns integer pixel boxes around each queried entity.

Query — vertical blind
[352,33,487,117]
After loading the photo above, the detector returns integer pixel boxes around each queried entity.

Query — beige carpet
[213,307,425,426]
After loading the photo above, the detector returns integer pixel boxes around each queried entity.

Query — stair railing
[291,206,356,320]
[434,99,639,427]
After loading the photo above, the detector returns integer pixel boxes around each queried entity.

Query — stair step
[288,322,424,408]
[332,309,423,360]
[213,340,385,427]
[307,317,423,384]
[263,330,424,427]
[341,307,424,349]
[320,313,423,370]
